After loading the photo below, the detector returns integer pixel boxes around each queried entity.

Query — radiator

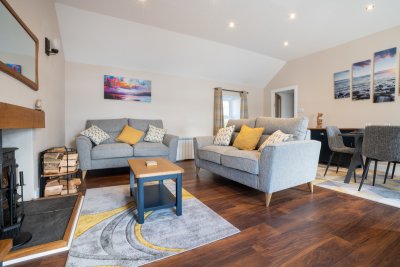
[177,137,194,161]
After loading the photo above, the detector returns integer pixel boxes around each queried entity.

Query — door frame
[270,85,298,118]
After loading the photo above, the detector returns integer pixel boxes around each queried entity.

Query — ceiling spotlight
[283,41,289,47]
[229,21,235,28]
[366,4,375,11]
[289,13,296,20]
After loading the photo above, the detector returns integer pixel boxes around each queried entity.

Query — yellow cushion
[115,125,144,145]
[233,125,264,150]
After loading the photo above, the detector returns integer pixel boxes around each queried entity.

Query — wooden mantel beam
[0,102,45,129]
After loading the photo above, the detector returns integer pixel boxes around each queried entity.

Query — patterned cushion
[80,125,110,145]
[258,130,292,151]
[214,125,235,146]
[144,125,167,143]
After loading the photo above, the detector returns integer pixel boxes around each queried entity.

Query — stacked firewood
[44,178,81,197]
[43,148,79,175]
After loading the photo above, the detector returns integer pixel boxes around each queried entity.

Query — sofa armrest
[193,136,214,166]
[259,140,321,193]
[76,135,93,171]
[163,134,179,162]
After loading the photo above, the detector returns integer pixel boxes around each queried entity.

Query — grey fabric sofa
[76,118,179,178]
[194,117,321,207]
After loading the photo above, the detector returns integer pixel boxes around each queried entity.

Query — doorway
[271,86,298,118]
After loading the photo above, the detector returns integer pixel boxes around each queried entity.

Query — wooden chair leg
[372,160,378,186]
[353,171,356,183]
[265,193,272,207]
[359,158,371,191]
[307,181,313,193]
[82,170,87,180]
[384,162,391,184]
[391,162,397,179]
[324,152,335,176]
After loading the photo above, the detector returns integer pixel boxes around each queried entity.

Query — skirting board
[3,195,84,266]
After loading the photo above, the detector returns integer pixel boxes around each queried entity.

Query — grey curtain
[213,87,224,135]
[240,91,248,119]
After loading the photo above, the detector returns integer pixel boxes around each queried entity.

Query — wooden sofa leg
[196,167,200,177]
[265,193,272,207]
[307,181,313,193]
[82,170,87,180]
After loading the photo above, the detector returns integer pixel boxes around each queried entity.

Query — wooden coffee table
[128,158,184,224]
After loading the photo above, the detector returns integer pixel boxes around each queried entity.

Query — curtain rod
[214,88,248,94]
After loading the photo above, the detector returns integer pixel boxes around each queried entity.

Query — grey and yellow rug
[315,165,400,208]
[66,182,239,267]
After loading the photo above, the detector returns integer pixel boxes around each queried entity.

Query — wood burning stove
[0,144,31,247]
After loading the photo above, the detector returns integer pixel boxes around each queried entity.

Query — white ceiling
[55,4,285,87]
[55,0,400,61]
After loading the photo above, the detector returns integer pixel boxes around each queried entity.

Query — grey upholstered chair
[324,126,355,179]
[358,126,400,191]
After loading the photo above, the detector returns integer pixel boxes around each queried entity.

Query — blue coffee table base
[130,171,182,224]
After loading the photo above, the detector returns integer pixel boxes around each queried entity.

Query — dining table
[338,131,365,183]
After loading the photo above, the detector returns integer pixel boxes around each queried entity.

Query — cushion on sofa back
[226,119,256,145]
[86,118,128,144]
[255,117,309,141]
[128,119,163,133]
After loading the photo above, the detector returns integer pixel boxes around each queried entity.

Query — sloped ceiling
[56,0,400,61]
[55,4,285,88]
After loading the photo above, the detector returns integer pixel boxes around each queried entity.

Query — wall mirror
[0,0,39,90]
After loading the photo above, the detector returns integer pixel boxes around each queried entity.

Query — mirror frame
[0,0,39,91]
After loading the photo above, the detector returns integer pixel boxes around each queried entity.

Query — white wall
[0,0,65,199]
[64,62,265,146]
[265,26,400,128]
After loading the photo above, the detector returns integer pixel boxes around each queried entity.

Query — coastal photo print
[334,70,350,99]
[373,47,397,103]
[104,75,151,102]
[352,60,371,100]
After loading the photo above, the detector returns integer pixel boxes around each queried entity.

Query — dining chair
[324,126,356,181]
[358,126,400,191]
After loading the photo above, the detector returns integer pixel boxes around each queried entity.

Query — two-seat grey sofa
[76,118,179,178]
[194,117,321,206]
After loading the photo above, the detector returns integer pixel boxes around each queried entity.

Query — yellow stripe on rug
[75,202,135,238]
[134,211,186,253]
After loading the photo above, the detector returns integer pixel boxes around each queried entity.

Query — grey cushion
[133,142,169,157]
[256,134,270,149]
[128,119,163,132]
[198,145,238,164]
[255,117,308,140]
[86,118,128,144]
[226,119,256,132]
[91,143,133,160]
[221,150,260,175]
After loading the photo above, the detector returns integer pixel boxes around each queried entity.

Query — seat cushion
[221,150,260,175]
[198,145,238,164]
[91,143,133,160]
[133,142,169,157]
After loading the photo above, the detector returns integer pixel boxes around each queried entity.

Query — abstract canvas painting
[104,75,151,102]
[334,70,350,99]
[352,60,371,100]
[373,47,397,103]
[6,63,22,74]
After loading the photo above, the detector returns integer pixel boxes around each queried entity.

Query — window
[222,92,241,126]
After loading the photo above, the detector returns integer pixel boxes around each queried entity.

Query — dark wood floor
[12,160,400,267]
